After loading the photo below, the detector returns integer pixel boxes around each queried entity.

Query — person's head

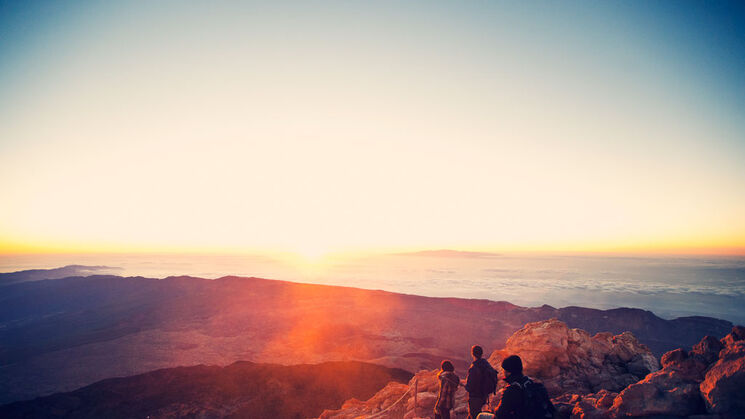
[441,360,454,372]
[471,345,483,360]
[501,355,523,378]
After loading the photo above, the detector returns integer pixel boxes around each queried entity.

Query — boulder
[700,339,745,415]
[692,336,725,365]
[567,390,617,419]
[318,369,470,419]
[659,348,709,381]
[318,382,410,419]
[660,348,688,368]
[609,366,706,417]
[609,326,745,419]
[720,325,745,348]
[487,319,658,396]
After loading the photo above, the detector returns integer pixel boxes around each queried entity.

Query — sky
[1,0,744,258]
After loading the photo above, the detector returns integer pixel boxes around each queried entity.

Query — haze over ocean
[2,1,745,257]
[1,3,744,336]
[2,252,743,324]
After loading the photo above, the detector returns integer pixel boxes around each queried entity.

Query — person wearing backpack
[434,360,460,419]
[465,345,498,419]
[495,355,556,419]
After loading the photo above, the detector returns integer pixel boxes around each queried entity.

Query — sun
[292,245,332,263]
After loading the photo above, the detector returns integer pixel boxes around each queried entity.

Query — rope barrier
[365,377,417,419]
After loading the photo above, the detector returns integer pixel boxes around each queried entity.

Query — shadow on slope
[0,274,733,404]
[0,361,412,419]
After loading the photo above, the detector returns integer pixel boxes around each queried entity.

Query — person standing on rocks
[495,355,555,419]
[435,360,460,419]
[465,345,498,419]
[495,355,526,419]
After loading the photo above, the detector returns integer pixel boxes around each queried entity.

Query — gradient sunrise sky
[1,1,744,256]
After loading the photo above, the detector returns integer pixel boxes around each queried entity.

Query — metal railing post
[413,377,418,409]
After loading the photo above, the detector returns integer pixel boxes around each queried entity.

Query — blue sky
[1,1,744,255]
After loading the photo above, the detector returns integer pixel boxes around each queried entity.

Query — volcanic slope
[0,361,412,419]
[0,273,732,403]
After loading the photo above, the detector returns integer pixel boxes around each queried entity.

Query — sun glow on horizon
[1,2,744,255]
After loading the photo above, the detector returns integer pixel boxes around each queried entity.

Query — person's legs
[468,397,484,419]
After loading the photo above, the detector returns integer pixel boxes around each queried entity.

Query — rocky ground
[318,320,745,419]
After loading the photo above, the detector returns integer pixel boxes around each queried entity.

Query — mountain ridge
[0,271,733,404]
[0,265,120,286]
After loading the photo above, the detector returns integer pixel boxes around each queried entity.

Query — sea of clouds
[2,252,744,324]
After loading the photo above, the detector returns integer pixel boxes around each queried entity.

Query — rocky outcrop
[607,354,706,417]
[319,381,410,419]
[552,390,617,419]
[319,369,470,419]
[603,325,745,419]
[317,320,659,419]
[320,321,745,419]
[699,327,745,415]
[487,319,658,396]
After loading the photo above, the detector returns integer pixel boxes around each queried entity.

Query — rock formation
[319,321,745,419]
[700,336,745,414]
[317,319,659,419]
[319,369,470,419]
[488,319,658,396]
[573,325,745,419]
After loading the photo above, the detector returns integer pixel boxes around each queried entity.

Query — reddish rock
[595,390,616,409]
[720,325,745,348]
[661,349,709,381]
[692,336,725,365]
[318,369,470,419]
[565,390,617,419]
[609,367,705,417]
[487,319,658,396]
[572,399,605,419]
[609,328,745,418]
[660,348,688,368]
[320,319,657,419]
[319,382,410,419]
[700,339,745,415]
[321,322,745,419]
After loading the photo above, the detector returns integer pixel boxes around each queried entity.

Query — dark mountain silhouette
[0,265,119,287]
[0,361,412,419]
[0,272,733,404]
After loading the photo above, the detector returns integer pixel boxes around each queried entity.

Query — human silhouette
[495,355,555,419]
[434,360,459,419]
[465,345,497,419]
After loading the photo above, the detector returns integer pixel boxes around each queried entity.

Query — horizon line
[1,242,743,258]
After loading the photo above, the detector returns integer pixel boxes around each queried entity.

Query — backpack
[514,377,555,419]
[480,361,498,396]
